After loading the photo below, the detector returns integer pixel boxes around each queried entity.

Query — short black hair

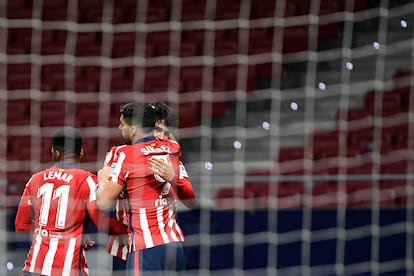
[120,102,156,131]
[152,102,178,129]
[52,127,82,156]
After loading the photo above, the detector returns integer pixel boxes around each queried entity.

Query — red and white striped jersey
[107,136,185,251]
[15,164,126,276]
[176,161,196,208]
[104,146,129,260]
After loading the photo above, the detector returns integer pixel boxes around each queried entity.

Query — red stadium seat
[388,86,412,112]
[278,147,305,162]
[250,0,296,19]
[7,99,31,125]
[318,1,341,38]
[215,187,253,209]
[42,0,67,21]
[6,170,32,210]
[176,101,201,128]
[75,102,101,127]
[7,136,32,160]
[214,41,238,56]
[40,63,66,91]
[112,32,136,58]
[213,64,255,92]
[7,28,32,54]
[277,181,304,208]
[40,100,69,127]
[146,31,170,56]
[335,108,371,122]
[7,63,31,90]
[110,67,134,93]
[180,42,199,57]
[7,0,33,19]
[77,0,103,23]
[282,26,309,53]
[179,66,203,92]
[146,8,170,23]
[40,136,53,163]
[347,127,392,153]
[144,65,170,93]
[181,0,206,21]
[382,123,408,151]
[182,29,205,51]
[255,62,283,81]
[75,32,102,56]
[363,90,402,117]
[248,27,273,55]
[41,29,67,55]
[346,163,373,175]
[215,0,240,20]
[76,65,101,84]
[313,141,339,160]
[6,171,32,197]
[346,180,372,206]
[81,136,99,162]
[311,181,345,207]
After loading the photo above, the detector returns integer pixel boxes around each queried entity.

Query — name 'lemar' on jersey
[43,170,74,184]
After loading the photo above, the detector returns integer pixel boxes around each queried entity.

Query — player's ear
[53,149,62,161]
[130,125,136,136]
[80,148,84,159]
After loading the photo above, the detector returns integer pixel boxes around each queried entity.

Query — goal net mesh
[2,0,414,275]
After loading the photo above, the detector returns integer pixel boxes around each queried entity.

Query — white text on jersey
[43,171,73,184]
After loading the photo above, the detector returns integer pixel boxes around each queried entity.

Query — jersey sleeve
[15,176,34,232]
[104,146,123,167]
[108,150,129,187]
[176,162,197,208]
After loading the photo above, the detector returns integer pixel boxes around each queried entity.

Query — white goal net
[2,0,414,275]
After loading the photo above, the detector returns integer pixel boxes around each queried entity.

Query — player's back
[20,166,97,276]
[109,137,184,250]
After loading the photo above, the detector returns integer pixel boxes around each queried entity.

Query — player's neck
[131,131,154,144]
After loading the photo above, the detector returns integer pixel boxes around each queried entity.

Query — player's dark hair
[120,102,156,132]
[52,127,82,157]
[152,102,178,129]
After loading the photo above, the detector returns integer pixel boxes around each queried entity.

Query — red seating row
[6,134,104,163]
[6,97,203,129]
[7,63,257,94]
[7,26,339,58]
[278,125,410,163]
[7,0,366,22]
[216,176,411,209]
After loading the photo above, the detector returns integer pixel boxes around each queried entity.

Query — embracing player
[102,102,196,275]
[96,102,192,275]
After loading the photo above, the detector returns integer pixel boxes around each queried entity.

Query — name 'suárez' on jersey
[141,144,172,155]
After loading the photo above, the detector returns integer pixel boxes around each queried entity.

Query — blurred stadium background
[2,0,414,275]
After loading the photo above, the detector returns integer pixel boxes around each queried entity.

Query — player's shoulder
[67,168,97,181]
[111,145,127,152]
[158,138,181,154]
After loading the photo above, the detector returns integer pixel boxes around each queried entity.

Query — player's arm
[96,167,124,211]
[84,174,127,235]
[87,201,127,235]
[176,177,197,209]
[176,162,197,208]
[15,179,33,232]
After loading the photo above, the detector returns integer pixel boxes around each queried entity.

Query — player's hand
[148,156,175,182]
[83,235,96,251]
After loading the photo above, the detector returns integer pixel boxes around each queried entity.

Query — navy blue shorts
[112,256,127,275]
[126,242,185,276]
